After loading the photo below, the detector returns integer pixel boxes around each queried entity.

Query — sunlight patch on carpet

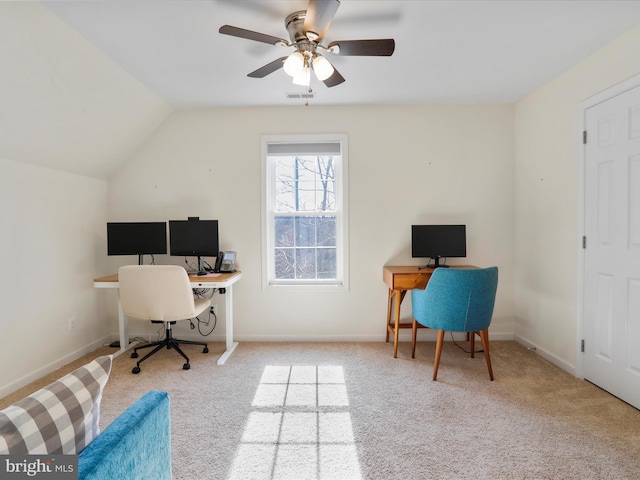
[228,365,362,480]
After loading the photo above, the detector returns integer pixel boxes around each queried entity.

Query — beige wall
[106,105,516,343]
[0,158,109,396]
[514,25,640,372]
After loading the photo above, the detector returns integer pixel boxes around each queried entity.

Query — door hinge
[581,339,585,353]
[583,130,587,144]
[582,236,587,249]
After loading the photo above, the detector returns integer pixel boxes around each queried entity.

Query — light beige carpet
[3,341,640,479]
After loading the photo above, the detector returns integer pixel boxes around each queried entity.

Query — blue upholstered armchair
[411,267,498,381]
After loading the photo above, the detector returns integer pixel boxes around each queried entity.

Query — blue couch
[78,390,172,480]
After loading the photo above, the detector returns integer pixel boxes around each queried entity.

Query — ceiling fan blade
[219,25,287,46]
[328,39,395,56]
[248,57,287,78]
[323,67,345,88]
[304,0,340,41]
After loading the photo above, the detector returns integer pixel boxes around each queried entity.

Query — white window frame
[261,133,349,290]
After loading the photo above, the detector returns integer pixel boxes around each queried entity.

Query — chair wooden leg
[479,328,494,381]
[411,318,418,358]
[470,331,475,358]
[433,330,445,381]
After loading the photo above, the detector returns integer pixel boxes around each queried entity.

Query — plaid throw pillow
[0,355,112,454]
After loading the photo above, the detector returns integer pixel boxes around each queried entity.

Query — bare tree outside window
[273,155,337,280]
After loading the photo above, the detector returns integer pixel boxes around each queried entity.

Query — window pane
[296,248,316,279]
[317,248,337,279]
[295,217,315,247]
[316,158,335,211]
[275,248,295,279]
[275,217,294,247]
[296,181,317,211]
[275,180,296,212]
[296,158,317,182]
[317,217,336,247]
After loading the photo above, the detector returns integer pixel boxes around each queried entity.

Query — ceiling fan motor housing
[285,11,309,44]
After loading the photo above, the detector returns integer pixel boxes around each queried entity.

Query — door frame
[577,72,640,379]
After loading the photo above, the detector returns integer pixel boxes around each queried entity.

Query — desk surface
[94,270,242,288]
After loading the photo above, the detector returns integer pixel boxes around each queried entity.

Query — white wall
[514,25,640,372]
[0,158,109,397]
[107,105,515,343]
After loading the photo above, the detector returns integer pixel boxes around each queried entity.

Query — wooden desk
[94,271,242,365]
[383,265,476,358]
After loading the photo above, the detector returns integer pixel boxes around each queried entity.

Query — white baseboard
[0,335,112,399]
[513,334,576,376]
[152,331,516,343]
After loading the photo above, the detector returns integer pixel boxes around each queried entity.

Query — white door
[583,83,640,409]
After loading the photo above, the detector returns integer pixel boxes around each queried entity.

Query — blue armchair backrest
[411,267,498,332]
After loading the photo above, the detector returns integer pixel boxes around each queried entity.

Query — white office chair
[118,265,211,374]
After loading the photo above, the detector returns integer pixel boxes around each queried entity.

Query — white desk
[94,271,242,365]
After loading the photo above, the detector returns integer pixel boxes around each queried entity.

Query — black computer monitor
[411,224,466,268]
[169,219,219,274]
[107,222,167,265]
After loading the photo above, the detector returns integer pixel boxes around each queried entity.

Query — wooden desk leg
[386,289,393,342]
[392,290,406,358]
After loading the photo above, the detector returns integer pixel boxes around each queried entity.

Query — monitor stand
[427,257,449,268]
[196,256,208,276]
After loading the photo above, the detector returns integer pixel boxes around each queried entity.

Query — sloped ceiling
[2,1,640,179]
[45,0,640,107]
[0,2,171,179]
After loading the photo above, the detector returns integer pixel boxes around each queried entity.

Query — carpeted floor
[3,340,640,479]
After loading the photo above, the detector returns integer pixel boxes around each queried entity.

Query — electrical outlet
[68,316,77,332]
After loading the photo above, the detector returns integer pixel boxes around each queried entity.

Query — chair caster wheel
[183,363,190,370]
[203,347,209,353]
[132,366,141,374]
[131,352,139,358]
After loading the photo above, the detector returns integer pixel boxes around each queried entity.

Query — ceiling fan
[219,0,395,88]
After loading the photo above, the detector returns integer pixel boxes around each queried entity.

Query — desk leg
[385,289,393,342]
[386,289,407,358]
[114,296,137,359]
[393,290,403,358]
[217,285,238,365]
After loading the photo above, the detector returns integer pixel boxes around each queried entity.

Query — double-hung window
[262,134,348,289]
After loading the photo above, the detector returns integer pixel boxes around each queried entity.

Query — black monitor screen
[107,222,167,256]
[169,219,219,257]
[411,225,466,267]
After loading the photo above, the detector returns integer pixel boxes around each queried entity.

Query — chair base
[131,322,208,374]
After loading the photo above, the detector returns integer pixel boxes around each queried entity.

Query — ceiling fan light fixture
[292,65,311,86]
[283,51,304,77]
[312,54,334,81]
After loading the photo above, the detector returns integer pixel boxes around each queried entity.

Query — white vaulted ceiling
[44,0,640,107]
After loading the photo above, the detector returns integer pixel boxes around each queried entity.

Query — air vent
[286,92,314,99]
